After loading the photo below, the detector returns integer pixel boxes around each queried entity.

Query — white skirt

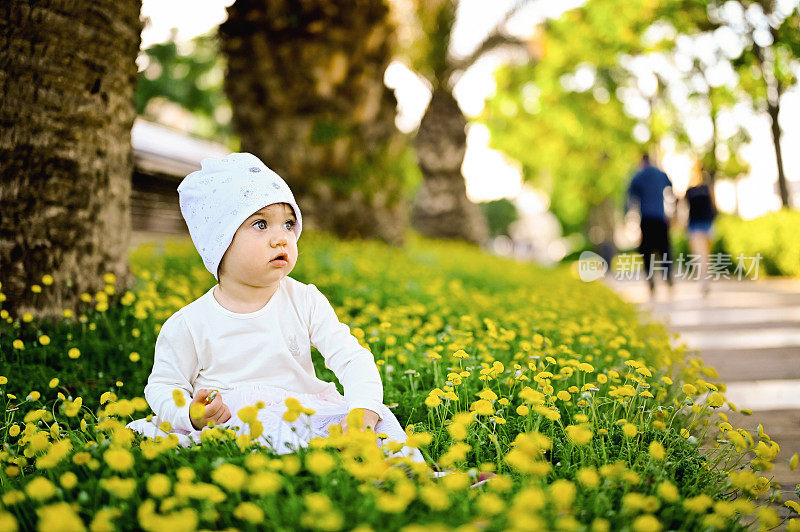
[126,382,426,463]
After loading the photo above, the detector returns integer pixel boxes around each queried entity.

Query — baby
[126,152,425,463]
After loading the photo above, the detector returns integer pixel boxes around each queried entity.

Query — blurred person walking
[683,160,717,297]
[625,153,676,299]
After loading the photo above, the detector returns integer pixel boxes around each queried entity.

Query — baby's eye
[254,220,267,230]
[284,219,296,231]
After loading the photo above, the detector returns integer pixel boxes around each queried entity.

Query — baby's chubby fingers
[204,392,225,419]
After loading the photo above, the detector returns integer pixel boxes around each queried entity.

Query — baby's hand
[189,388,231,430]
[339,408,380,434]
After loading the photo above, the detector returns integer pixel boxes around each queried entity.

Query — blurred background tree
[392,0,534,245]
[482,0,660,254]
[0,1,142,319]
[218,0,411,245]
[726,0,799,208]
[136,29,237,148]
[480,198,520,238]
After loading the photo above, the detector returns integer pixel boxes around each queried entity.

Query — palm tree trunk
[412,88,488,244]
[219,0,407,245]
[0,0,142,319]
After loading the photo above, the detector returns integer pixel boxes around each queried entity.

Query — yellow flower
[41,274,54,285]
[424,394,442,408]
[306,451,336,476]
[247,470,282,496]
[48,378,59,389]
[172,389,186,407]
[622,423,638,438]
[24,477,58,501]
[146,474,172,498]
[103,272,116,284]
[405,432,433,448]
[0,512,17,532]
[632,514,662,532]
[476,388,498,402]
[103,448,134,472]
[790,453,799,471]
[22,313,33,322]
[68,348,80,359]
[234,502,264,524]
[557,390,571,401]
[189,403,205,422]
[12,339,23,350]
[129,352,140,362]
[9,424,20,437]
[31,284,42,293]
[684,494,713,513]
[36,502,85,532]
[657,481,679,502]
[549,479,575,511]
[100,476,136,499]
[420,485,450,510]
[471,399,494,415]
[576,468,600,488]
[477,493,505,515]
[516,405,530,416]
[648,441,665,460]
[682,383,697,395]
[707,392,725,408]
[212,463,248,492]
[565,425,593,446]
[38,335,50,346]
[60,472,78,490]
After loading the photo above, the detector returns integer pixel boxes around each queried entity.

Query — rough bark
[0,0,142,318]
[219,0,407,245]
[411,89,488,244]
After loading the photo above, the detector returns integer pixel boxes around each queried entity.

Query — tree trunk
[219,0,407,245]
[0,0,142,319]
[707,96,718,189]
[411,89,488,244]
[767,100,791,208]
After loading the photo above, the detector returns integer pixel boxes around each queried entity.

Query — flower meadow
[1,230,799,532]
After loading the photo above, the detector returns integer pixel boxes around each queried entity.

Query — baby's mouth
[270,252,288,262]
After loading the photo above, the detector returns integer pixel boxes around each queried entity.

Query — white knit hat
[177,152,302,280]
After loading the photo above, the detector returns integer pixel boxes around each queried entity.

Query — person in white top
[126,152,425,463]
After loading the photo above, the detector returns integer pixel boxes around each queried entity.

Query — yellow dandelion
[24,477,57,501]
[234,502,264,524]
[648,441,665,460]
[172,389,186,407]
[565,425,593,446]
[146,473,171,498]
[622,423,638,438]
[306,451,336,476]
[103,448,134,472]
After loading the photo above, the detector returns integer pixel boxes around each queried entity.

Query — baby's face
[219,203,298,286]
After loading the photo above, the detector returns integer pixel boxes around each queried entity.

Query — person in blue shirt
[626,153,676,297]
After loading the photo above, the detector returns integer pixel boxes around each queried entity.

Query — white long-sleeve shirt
[143,276,384,432]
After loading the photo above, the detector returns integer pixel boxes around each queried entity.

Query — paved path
[606,277,800,505]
